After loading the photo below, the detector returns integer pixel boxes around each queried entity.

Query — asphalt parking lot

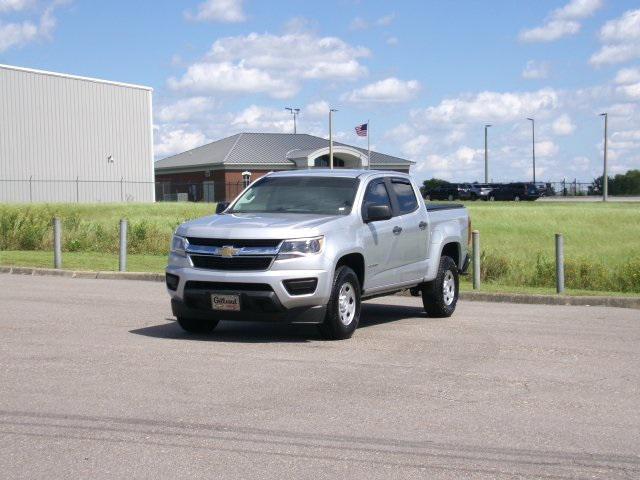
[1,274,639,479]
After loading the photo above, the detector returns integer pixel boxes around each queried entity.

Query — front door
[360,179,404,292]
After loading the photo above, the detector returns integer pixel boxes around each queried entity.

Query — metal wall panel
[0,65,154,202]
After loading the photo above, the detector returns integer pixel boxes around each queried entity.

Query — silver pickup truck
[166,169,470,339]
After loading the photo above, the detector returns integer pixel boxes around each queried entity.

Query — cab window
[362,180,392,216]
[390,180,418,214]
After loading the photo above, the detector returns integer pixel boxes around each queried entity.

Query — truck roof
[267,169,411,180]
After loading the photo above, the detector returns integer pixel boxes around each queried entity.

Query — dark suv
[489,183,540,201]
[425,183,471,201]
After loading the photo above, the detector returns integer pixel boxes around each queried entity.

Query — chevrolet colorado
[166,169,470,339]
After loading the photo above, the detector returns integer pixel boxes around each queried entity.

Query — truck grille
[190,255,273,271]
[187,238,282,248]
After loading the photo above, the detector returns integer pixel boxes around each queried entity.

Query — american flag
[355,123,368,137]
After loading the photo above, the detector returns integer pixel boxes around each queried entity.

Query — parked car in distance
[166,169,470,340]
[468,183,494,201]
[534,182,549,197]
[425,183,471,201]
[488,182,540,201]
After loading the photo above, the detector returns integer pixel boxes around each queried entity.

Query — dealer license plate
[210,293,240,311]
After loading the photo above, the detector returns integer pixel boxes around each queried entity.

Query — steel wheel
[338,282,357,326]
[442,270,456,306]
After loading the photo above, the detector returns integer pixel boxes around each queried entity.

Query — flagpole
[367,120,371,169]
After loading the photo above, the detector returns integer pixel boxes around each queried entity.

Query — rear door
[388,178,429,283]
[360,178,404,291]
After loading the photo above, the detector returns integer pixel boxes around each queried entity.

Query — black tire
[448,194,454,201]
[319,266,361,340]
[489,195,495,201]
[514,195,521,202]
[421,256,459,318]
[177,316,219,334]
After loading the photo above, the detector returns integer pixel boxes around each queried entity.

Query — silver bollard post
[472,230,480,290]
[555,233,565,294]
[119,219,128,272]
[53,217,62,269]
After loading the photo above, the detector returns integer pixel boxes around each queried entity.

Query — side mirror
[365,204,392,223]
[215,202,230,214]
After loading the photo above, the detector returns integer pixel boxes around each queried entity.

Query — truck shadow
[129,302,427,343]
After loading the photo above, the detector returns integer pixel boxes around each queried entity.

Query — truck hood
[176,212,345,239]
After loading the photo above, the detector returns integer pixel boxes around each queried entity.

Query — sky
[0,0,639,183]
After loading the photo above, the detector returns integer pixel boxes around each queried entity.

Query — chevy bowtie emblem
[220,245,239,258]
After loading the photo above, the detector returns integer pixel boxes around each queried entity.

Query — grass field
[1,201,639,294]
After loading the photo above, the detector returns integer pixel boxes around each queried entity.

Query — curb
[1,266,639,310]
[0,266,164,282]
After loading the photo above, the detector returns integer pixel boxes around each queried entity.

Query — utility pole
[285,107,300,134]
[527,117,536,183]
[329,108,337,169]
[484,124,491,183]
[600,112,608,202]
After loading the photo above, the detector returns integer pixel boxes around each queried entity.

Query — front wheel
[177,316,219,334]
[319,266,361,340]
[421,256,459,317]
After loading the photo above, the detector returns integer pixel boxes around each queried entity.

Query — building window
[314,155,345,168]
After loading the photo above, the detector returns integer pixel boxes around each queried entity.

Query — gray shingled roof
[154,133,412,170]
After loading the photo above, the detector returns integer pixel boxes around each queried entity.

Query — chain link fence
[0,178,248,203]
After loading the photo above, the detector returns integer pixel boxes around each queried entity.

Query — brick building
[154,132,413,202]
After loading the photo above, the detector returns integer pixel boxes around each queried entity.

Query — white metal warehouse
[0,64,154,202]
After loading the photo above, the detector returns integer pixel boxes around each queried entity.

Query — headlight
[171,235,188,257]
[277,236,324,260]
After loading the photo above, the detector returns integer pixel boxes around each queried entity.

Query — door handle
[418,221,427,230]
[392,226,403,235]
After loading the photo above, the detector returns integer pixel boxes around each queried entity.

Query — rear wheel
[448,194,454,201]
[514,195,521,201]
[319,266,361,340]
[421,256,459,317]
[177,316,219,334]
[489,195,495,201]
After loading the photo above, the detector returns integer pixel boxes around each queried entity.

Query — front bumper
[165,262,332,323]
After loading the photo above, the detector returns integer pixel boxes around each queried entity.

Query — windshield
[229,176,359,215]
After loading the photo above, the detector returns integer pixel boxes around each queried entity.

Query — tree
[422,178,450,193]
[590,170,640,196]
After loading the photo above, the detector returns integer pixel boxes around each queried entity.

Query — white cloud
[554,0,602,19]
[156,97,215,123]
[231,105,293,132]
[208,32,369,80]
[154,129,207,158]
[386,36,398,46]
[343,77,421,103]
[305,100,330,119]
[519,20,580,43]
[401,135,429,157]
[552,114,576,135]
[614,67,640,84]
[349,13,395,30]
[185,0,245,23]
[536,140,559,157]
[0,0,34,12]
[590,9,640,66]
[168,62,298,99]
[617,82,640,99]
[519,0,602,43]
[413,88,560,124]
[522,60,550,80]
[0,4,59,53]
[599,8,640,43]
[171,31,369,99]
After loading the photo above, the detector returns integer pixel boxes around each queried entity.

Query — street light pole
[484,124,491,183]
[329,108,338,169]
[600,112,608,202]
[285,107,300,134]
[527,117,536,183]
